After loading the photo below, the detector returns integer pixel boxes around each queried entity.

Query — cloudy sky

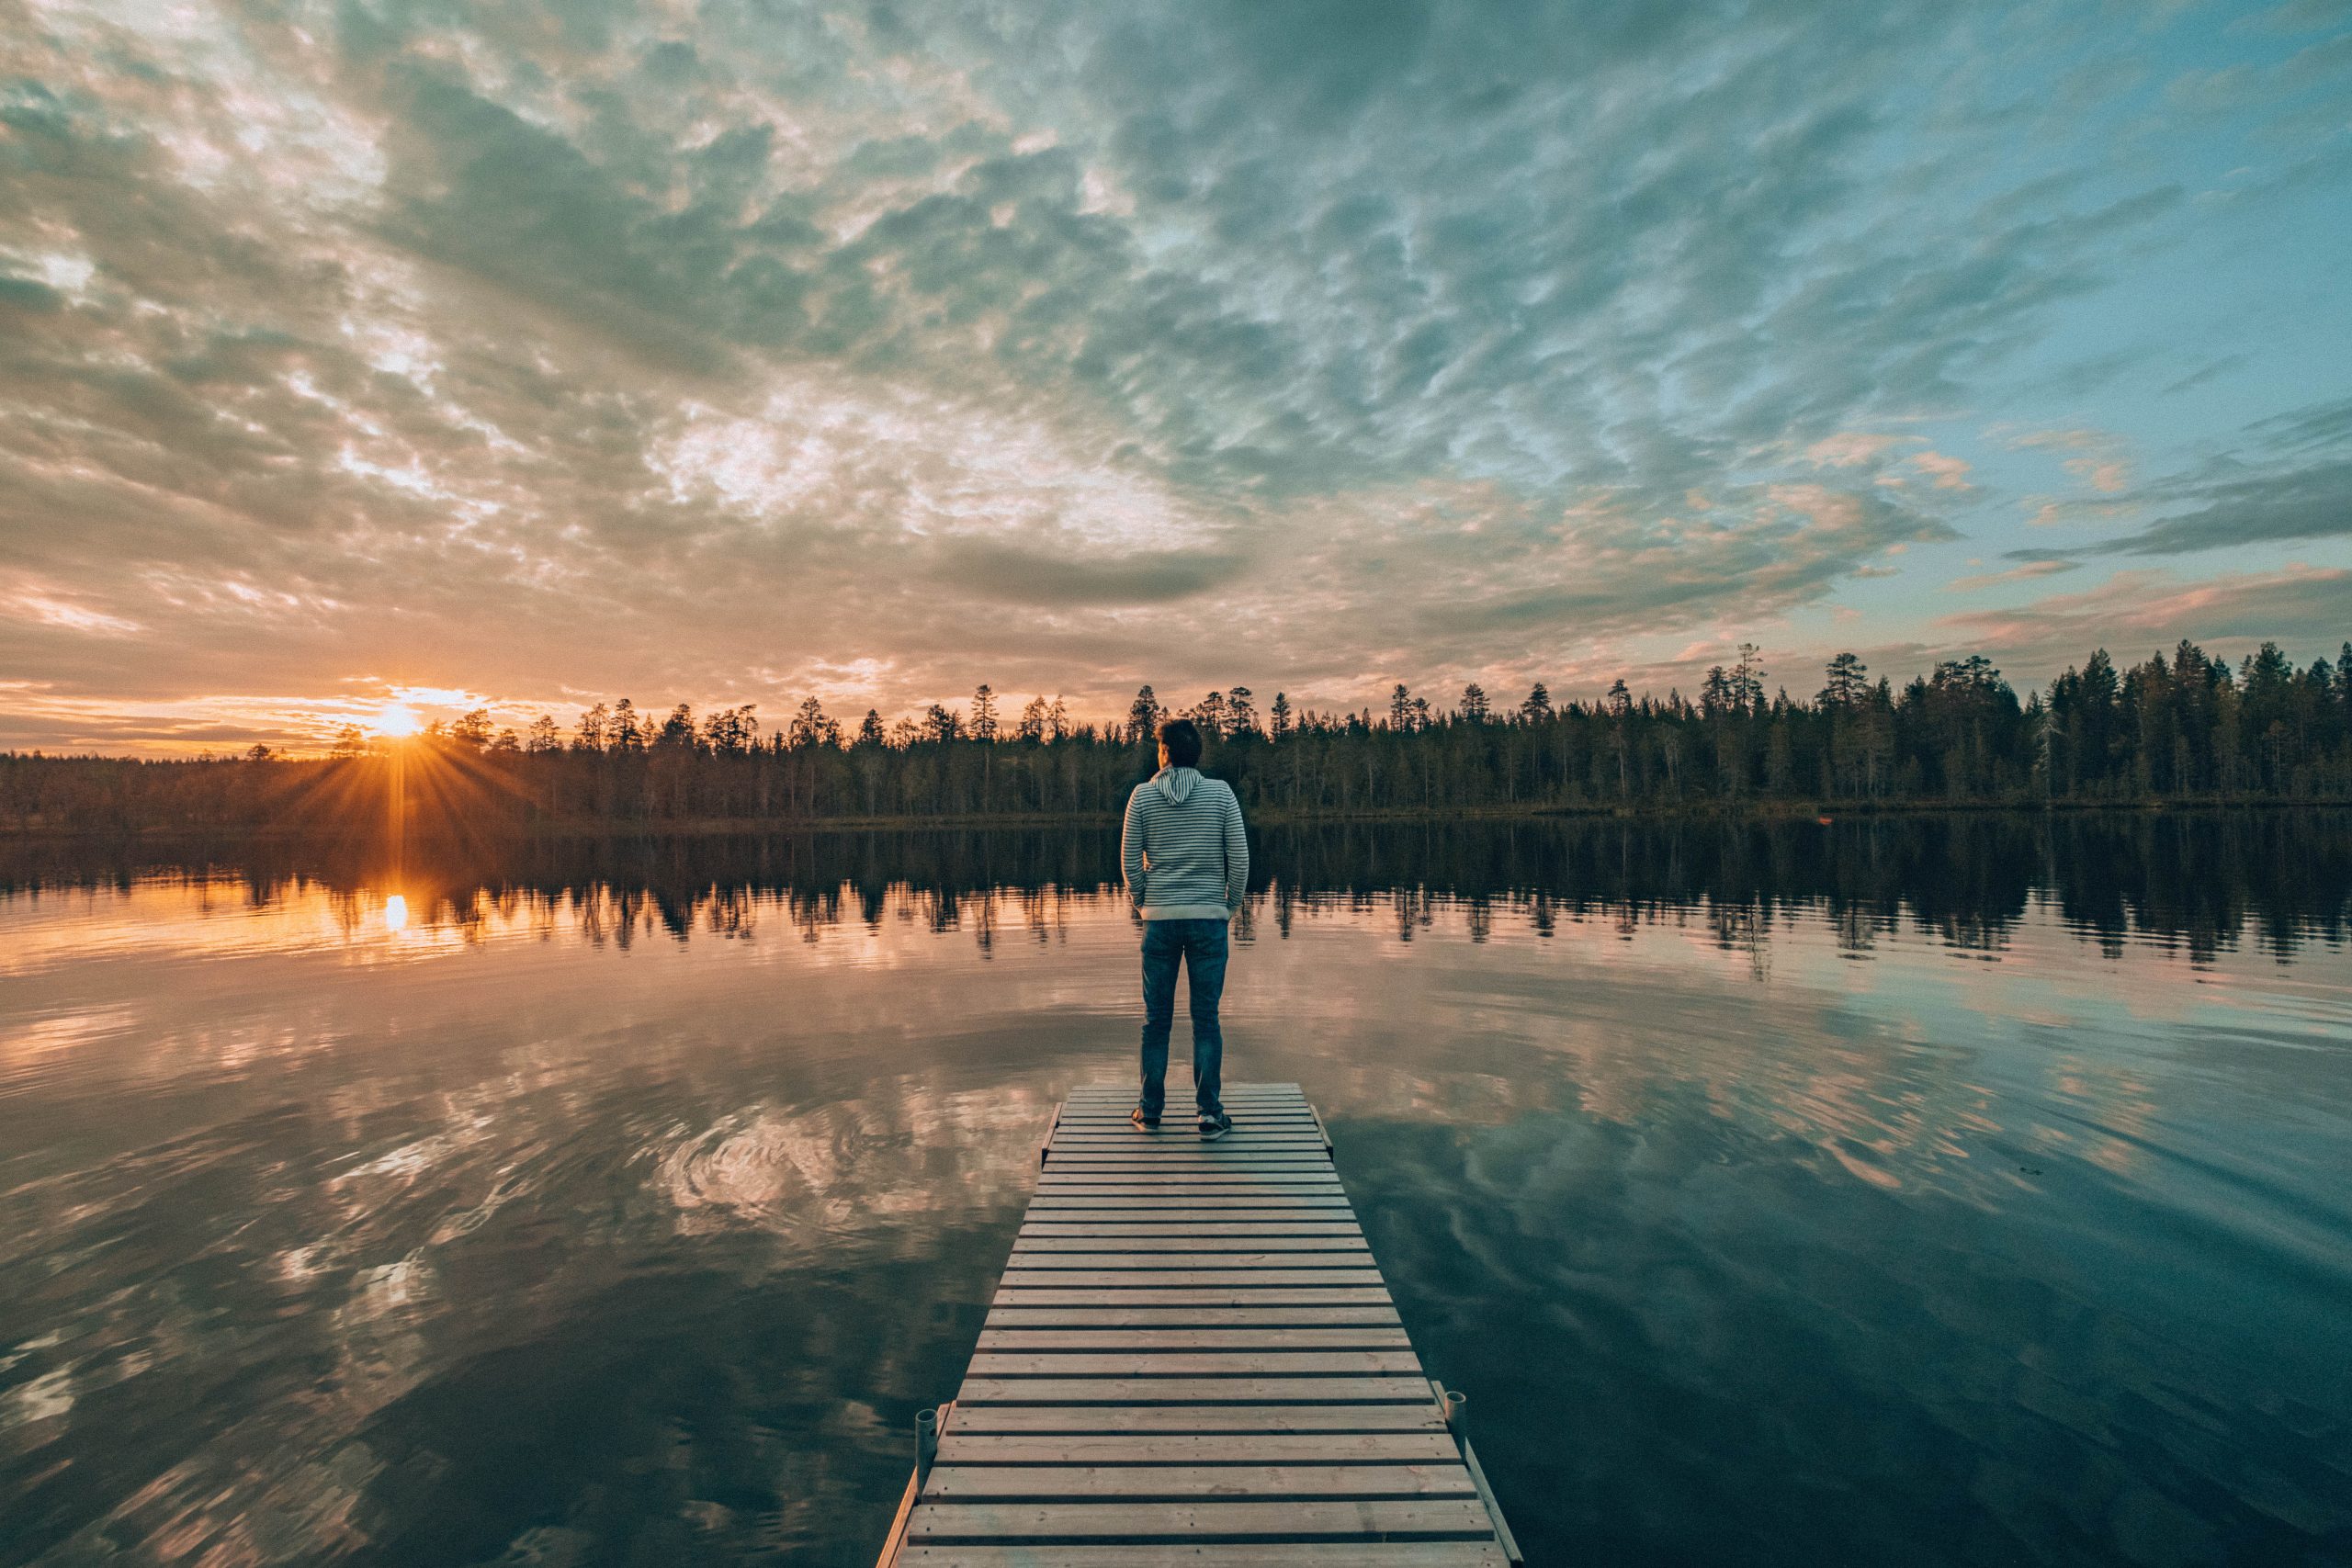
[3,0,2348,753]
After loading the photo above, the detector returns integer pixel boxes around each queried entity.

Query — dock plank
[1011,1238,1370,1253]
[991,1288,1396,1307]
[942,1404,1450,1434]
[956,1376,1437,1404]
[1017,1224,1366,1237]
[903,1547,1510,1567]
[921,1463,1478,1499]
[977,1328,1413,1351]
[985,1307,1402,1328]
[966,1350,1426,1376]
[904,1498,1498,1542]
[935,1432,1463,1464]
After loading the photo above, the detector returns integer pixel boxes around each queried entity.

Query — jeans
[1138,918,1228,1118]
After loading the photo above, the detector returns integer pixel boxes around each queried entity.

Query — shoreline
[4,795,2346,843]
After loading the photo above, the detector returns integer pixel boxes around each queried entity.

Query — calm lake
[3,814,2348,1567]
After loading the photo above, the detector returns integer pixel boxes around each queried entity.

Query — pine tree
[1018,694,1049,742]
[791,696,832,749]
[1521,683,1553,724]
[610,699,643,752]
[971,684,999,742]
[1270,693,1293,739]
[1819,652,1870,708]
[1460,683,1488,722]
[1226,686,1257,736]
[1127,686,1161,745]
[1733,643,1767,713]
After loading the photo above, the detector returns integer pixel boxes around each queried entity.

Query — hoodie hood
[1152,765,1200,804]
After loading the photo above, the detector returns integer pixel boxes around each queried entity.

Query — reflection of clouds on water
[654,1086,1054,1235]
[0,831,2345,1566]
[4,1364,74,1430]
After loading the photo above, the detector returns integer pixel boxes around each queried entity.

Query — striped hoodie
[1120,766,1249,919]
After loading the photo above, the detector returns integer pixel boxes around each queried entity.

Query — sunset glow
[368,705,423,740]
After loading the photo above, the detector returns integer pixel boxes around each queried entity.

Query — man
[1120,717,1249,1139]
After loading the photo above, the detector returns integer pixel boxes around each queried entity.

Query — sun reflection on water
[383,894,408,932]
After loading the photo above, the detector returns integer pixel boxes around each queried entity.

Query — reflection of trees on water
[2,811,2345,959]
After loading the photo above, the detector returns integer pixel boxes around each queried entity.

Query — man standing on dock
[1121,717,1249,1140]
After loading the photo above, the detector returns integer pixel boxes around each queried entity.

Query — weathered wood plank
[1046,1143,1329,1152]
[985,1306,1402,1328]
[1041,1169,1339,1179]
[941,1404,1449,1434]
[1038,1168,1338,1176]
[992,1288,1396,1307]
[1050,1136,1328,1146]
[1041,1165,1335,1176]
[1059,1100,1316,1109]
[1036,1172,1341,1183]
[977,1328,1411,1351]
[1030,1189,1345,1203]
[1065,1086,1301,1097]
[1048,1123,1326,1133]
[1027,1194,1351,1207]
[901,1545,1510,1567]
[920,1463,1477,1500]
[1058,1107,1314,1118]
[1003,1252,1376,1269]
[998,1270,1383,1289]
[966,1350,1425,1377]
[1058,1125,1322,1132]
[1041,1162,1337,1172]
[1012,1236,1370,1252]
[904,1498,1498,1542]
[955,1376,1438,1405]
[1050,1139,1329,1148]
[1021,1211,1358,1225]
[1027,1193,1350,1204]
[1043,1151,1335,1161]
[1030,1213,1363,1222]
[933,1432,1464,1465]
[1057,1107,1320,1114]
[1037,1178,1345,1190]
[1018,1224,1366,1238]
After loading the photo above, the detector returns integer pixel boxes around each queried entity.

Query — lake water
[2,816,2348,1567]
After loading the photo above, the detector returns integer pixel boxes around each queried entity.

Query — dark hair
[1158,717,1203,769]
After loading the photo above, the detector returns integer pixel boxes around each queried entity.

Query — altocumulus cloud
[0,0,2347,750]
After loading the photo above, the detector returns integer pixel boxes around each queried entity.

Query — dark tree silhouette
[6,639,2350,834]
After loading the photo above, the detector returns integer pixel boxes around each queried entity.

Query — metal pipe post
[915,1407,940,1484]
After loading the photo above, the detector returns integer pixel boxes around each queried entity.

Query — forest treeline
[6,638,2350,833]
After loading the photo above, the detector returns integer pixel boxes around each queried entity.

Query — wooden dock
[876,1082,1521,1566]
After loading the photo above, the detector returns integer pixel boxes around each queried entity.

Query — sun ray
[367,705,422,739]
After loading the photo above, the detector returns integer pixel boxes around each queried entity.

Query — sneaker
[1198,1111,1234,1141]
[1131,1106,1160,1132]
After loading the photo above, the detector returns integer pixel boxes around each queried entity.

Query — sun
[368,704,423,739]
